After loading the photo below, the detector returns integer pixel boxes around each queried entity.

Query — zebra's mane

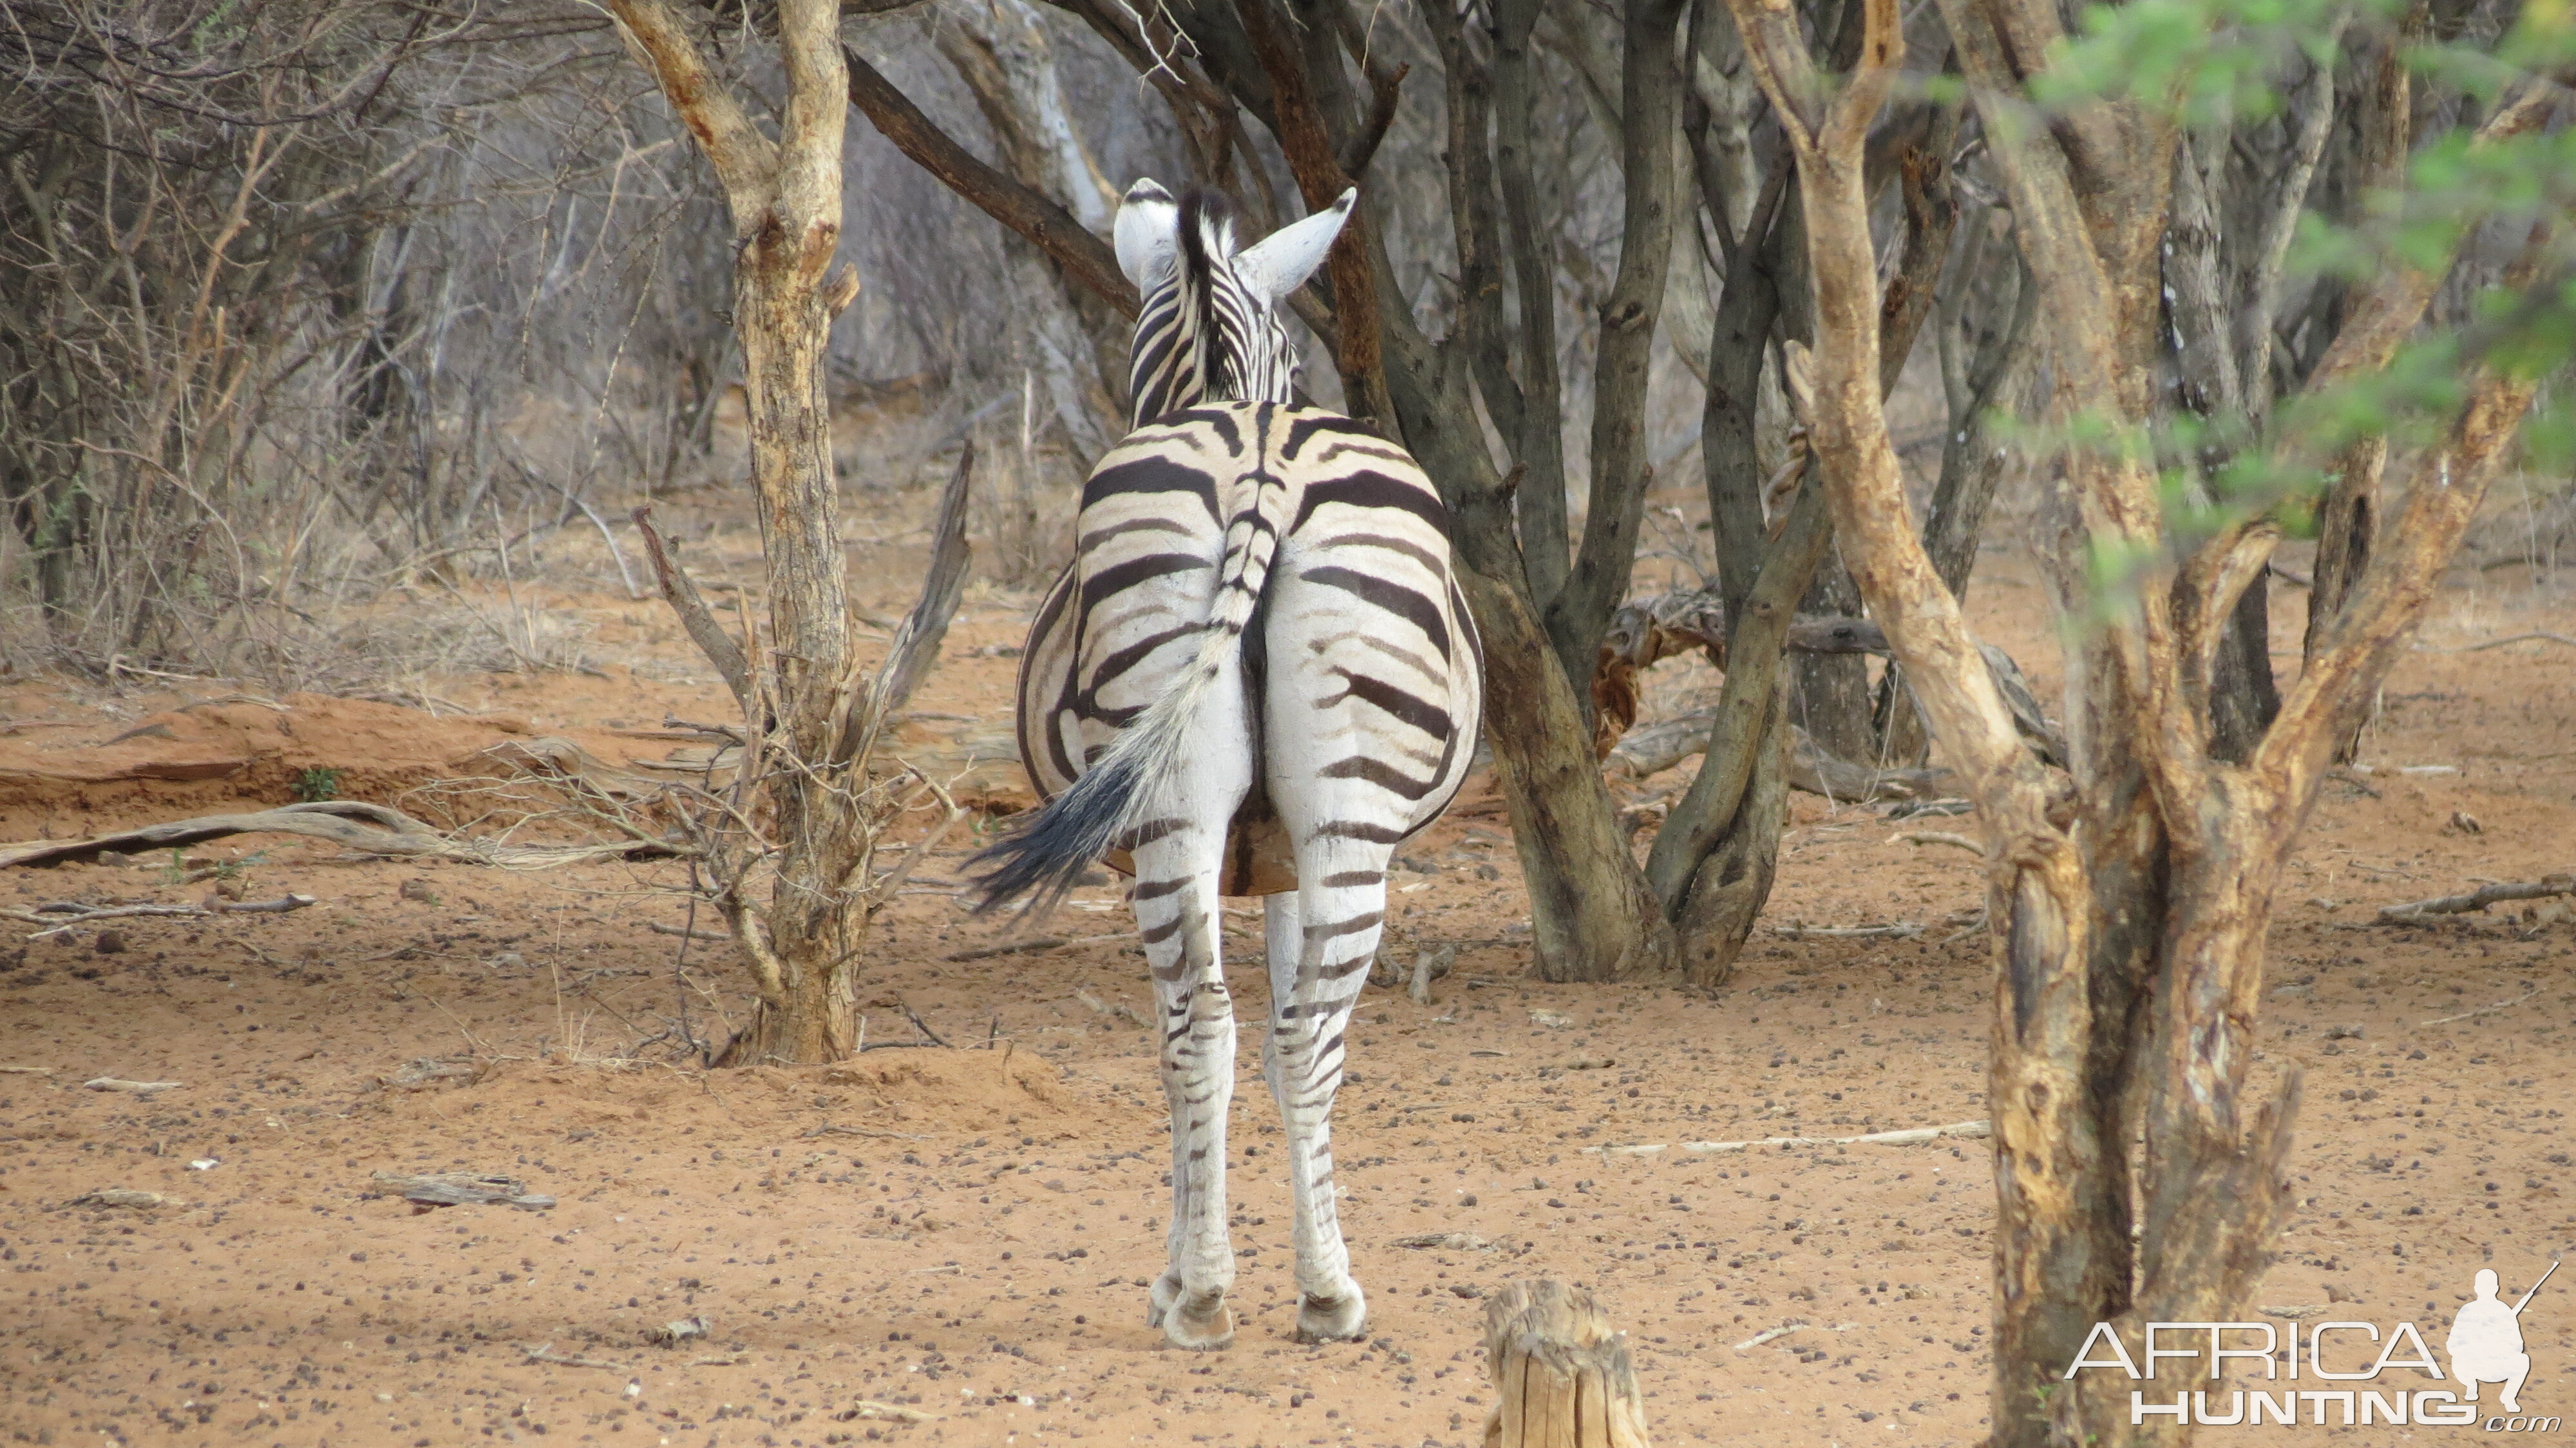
[1173,188,1248,403]
[1129,186,1289,427]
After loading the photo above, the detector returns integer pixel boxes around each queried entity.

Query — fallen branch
[846,1400,941,1424]
[0,803,681,871]
[68,1189,169,1208]
[1602,592,2068,763]
[1895,831,1983,855]
[1606,714,1949,801]
[526,1344,630,1372]
[648,922,732,944]
[896,996,948,1049]
[1074,986,1148,1028]
[84,1078,181,1094]
[1770,920,1922,939]
[1735,1320,1859,1351]
[7,895,316,939]
[2448,631,2576,653]
[645,1316,709,1346]
[2378,874,2573,922]
[2420,982,2543,1027]
[1589,1119,1991,1158]
[939,935,1066,962]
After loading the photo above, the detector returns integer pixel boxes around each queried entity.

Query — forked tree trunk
[609,0,882,1065]
[1651,133,1951,983]
[1724,1,2550,1443]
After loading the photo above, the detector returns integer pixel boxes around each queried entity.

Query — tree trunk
[1539,0,1686,698]
[1392,350,1678,982]
[1492,0,1572,611]
[1653,133,1951,979]
[611,0,882,1065]
[1882,228,2034,762]
[2302,437,2383,761]
[1790,560,1876,761]
[1647,142,1801,982]
[1670,696,1788,986]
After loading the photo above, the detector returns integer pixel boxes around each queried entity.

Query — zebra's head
[1114,180,1355,428]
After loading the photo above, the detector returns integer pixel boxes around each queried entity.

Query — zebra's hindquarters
[997,403,1481,905]
[1258,439,1483,851]
[1014,561,1296,895]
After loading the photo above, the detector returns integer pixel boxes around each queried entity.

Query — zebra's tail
[971,471,1279,917]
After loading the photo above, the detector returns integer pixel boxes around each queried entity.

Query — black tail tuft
[969,746,1150,919]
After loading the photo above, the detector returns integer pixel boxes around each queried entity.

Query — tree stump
[1480,1279,1653,1448]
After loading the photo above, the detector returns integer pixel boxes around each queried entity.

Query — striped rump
[978,401,1482,909]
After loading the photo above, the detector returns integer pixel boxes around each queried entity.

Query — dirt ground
[2,493,2571,1448]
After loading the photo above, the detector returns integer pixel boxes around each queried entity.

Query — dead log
[1481,1279,1653,1448]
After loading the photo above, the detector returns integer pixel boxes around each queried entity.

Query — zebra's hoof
[1162,1291,1235,1351]
[1295,1286,1367,1343]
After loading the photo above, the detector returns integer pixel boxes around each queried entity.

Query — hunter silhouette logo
[2063,1260,2561,1430]
[2454,1263,2554,1415]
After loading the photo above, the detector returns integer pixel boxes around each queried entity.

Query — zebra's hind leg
[1260,855,1383,1344]
[1132,799,1246,1349]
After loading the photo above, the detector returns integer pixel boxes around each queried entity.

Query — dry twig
[1592,1119,1991,1157]
[525,1344,629,1372]
[2447,631,2576,653]
[2420,983,2544,1027]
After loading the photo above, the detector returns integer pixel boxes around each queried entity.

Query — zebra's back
[1014,401,1481,895]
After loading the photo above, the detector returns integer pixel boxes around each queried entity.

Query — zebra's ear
[1236,188,1354,303]
[1114,179,1180,292]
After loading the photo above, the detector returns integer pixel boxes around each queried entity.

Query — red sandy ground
[1,531,2570,1448]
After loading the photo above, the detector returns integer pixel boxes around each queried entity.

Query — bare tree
[1723,0,2564,1443]
[606,0,964,1064]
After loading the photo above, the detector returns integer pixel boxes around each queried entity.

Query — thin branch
[2447,631,2576,653]
[2300,78,2557,397]
[600,0,781,214]
[2237,30,2339,422]
[632,504,753,712]
[841,45,1137,317]
[2260,222,2555,794]
[1337,61,1408,180]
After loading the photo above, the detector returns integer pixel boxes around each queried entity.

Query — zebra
[973,180,1484,1350]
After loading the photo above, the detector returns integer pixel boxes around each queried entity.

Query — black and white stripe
[1115,182,1349,432]
[972,182,1482,1351]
